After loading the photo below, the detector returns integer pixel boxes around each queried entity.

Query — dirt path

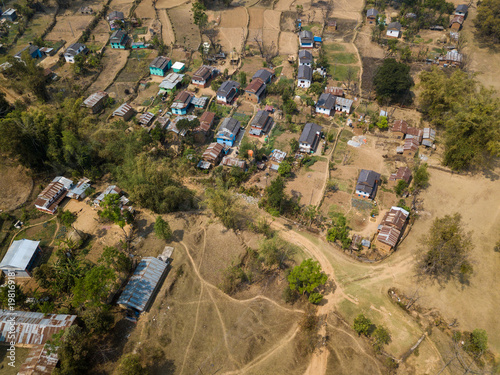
[9,216,58,247]
[159,9,175,45]
[48,221,61,247]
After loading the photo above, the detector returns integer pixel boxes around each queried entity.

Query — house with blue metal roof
[117,257,168,313]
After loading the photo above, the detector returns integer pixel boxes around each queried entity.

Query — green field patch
[328,65,359,82]
[323,43,346,52]
[330,53,358,64]
[329,178,352,193]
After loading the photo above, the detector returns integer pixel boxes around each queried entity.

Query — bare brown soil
[169,5,202,50]
[159,9,176,45]
[286,158,329,206]
[87,49,130,93]
[0,161,32,211]
[45,15,94,45]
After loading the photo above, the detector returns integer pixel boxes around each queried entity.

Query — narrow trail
[178,240,305,314]
[222,325,300,375]
[48,220,60,247]
[179,283,205,375]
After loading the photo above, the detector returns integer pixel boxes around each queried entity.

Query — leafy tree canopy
[373,58,413,104]
[416,213,473,285]
[353,314,372,336]
[474,0,500,43]
[288,258,328,297]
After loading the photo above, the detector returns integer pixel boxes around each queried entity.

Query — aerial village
[0,0,499,373]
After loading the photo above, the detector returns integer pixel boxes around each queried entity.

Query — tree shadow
[135,217,155,236]
[150,360,176,375]
[173,229,184,241]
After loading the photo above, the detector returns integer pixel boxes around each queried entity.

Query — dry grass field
[45,15,93,45]
[168,5,202,50]
[286,158,329,207]
[159,9,176,45]
[87,49,130,93]
[0,160,33,212]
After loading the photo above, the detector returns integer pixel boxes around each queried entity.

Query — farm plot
[278,32,297,55]
[15,12,54,46]
[247,7,264,42]
[280,11,296,32]
[169,6,202,50]
[155,0,189,9]
[275,0,295,12]
[88,18,112,50]
[159,9,175,45]
[285,158,328,206]
[135,0,156,19]
[87,48,130,93]
[45,15,93,45]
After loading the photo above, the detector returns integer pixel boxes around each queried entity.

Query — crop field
[45,15,93,45]
[168,5,202,50]
[87,49,130,93]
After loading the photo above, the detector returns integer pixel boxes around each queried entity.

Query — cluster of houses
[366,4,468,40]
[390,119,436,157]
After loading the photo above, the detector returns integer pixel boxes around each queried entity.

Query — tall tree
[154,216,173,241]
[288,259,328,303]
[474,0,500,43]
[373,58,413,104]
[416,213,473,285]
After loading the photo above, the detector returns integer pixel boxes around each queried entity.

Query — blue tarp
[314,36,322,42]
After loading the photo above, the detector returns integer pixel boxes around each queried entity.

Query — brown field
[159,9,176,45]
[155,0,189,9]
[89,18,113,48]
[0,161,33,211]
[87,49,130,93]
[286,158,329,206]
[219,27,246,53]
[169,5,202,50]
[274,0,294,11]
[45,15,94,45]
[247,7,264,29]
[219,7,248,28]
[135,0,155,19]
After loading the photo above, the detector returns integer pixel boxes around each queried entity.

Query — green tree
[72,265,116,308]
[326,214,350,249]
[154,216,173,241]
[98,246,131,273]
[81,305,114,334]
[259,236,297,269]
[239,71,247,86]
[353,314,372,336]
[115,353,149,375]
[394,179,408,196]
[290,138,299,153]
[416,213,473,285]
[376,116,388,129]
[51,326,90,375]
[307,82,324,96]
[205,186,240,229]
[288,259,328,302]
[373,58,413,104]
[59,210,76,227]
[99,194,133,235]
[413,163,430,191]
[373,325,391,351]
[278,160,292,177]
[0,92,11,118]
[474,0,500,43]
[466,329,488,357]
[0,283,26,309]
[262,176,286,213]
[191,2,207,28]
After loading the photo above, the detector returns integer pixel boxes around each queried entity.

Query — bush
[353,314,372,336]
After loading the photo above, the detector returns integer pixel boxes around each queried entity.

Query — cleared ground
[159,9,175,45]
[0,161,33,211]
[286,158,329,207]
[45,15,93,46]
[169,5,202,50]
[87,49,130,93]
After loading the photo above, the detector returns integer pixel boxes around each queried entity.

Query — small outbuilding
[117,257,169,313]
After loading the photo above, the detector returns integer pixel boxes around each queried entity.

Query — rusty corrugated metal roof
[0,310,76,346]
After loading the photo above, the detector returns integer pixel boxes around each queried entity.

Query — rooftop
[198,111,215,132]
[83,91,108,108]
[377,226,401,248]
[316,93,336,109]
[117,257,168,312]
[299,122,322,145]
[159,72,184,90]
[172,61,185,70]
[0,310,76,346]
[149,56,171,70]
[0,239,40,271]
[298,65,312,80]
[113,103,133,117]
[245,78,266,96]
